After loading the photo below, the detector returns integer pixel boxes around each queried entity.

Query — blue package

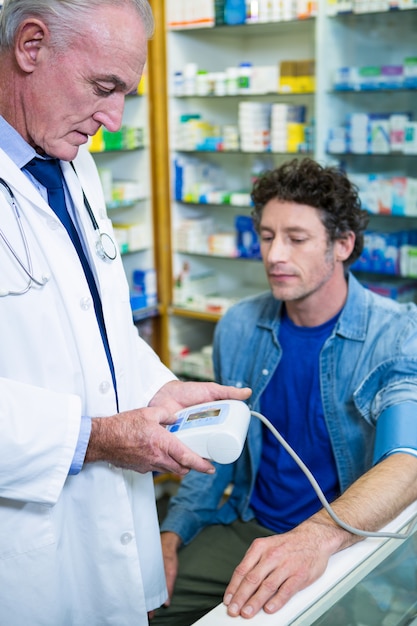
[235,215,261,259]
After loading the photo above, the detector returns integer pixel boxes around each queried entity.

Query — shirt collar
[336,273,368,341]
[257,273,368,342]
[0,116,38,169]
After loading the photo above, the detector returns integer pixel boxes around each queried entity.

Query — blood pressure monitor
[167,400,251,464]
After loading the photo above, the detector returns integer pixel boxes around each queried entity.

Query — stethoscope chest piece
[70,162,118,263]
[96,231,117,262]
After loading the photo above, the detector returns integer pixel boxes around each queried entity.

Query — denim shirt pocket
[353,356,417,427]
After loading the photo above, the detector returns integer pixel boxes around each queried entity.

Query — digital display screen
[186,408,221,422]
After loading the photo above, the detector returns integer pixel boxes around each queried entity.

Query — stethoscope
[0,178,50,296]
[0,169,118,296]
[70,161,118,263]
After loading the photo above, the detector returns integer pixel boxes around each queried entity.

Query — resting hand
[224,520,337,618]
[149,379,252,414]
[85,406,215,476]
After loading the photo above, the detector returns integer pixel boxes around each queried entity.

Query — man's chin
[270,286,300,302]
[53,144,82,162]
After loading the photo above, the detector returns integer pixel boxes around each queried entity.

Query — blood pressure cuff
[373,401,417,465]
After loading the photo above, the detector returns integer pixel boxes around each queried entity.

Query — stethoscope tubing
[70,162,118,262]
[0,167,117,296]
[0,178,49,294]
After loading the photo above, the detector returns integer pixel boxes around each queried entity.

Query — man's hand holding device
[167,400,252,464]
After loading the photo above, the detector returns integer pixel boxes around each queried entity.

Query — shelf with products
[168,14,316,36]
[177,200,251,208]
[319,7,417,162]
[319,5,417,301]
[176,149,314,155]
[172,250,268,308]
[164,1,417,378]
[330,88,417,94]
[89,89,160,340]
[174,92,315,99]
[166,11,315,374]
[165,6,318,374]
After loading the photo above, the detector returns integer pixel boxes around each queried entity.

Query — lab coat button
[80,297,92,311]
[262,369,269,376]
[99,381,111,394]
[120,532,133,545]
[47,217,59,230]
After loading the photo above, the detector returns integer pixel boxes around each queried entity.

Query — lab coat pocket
[0,499,55,560]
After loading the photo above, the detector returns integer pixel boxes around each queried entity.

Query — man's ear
[335,231,356,263]
[14,19,48,73]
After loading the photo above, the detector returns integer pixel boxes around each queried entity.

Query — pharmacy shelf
[177,200,252,208]
[168,16,315,36]
[90,94,154,257]
[166,7,316,370]
[89,147,145,155]
[162,2,417,374]
[319,6,417,301]
[107,198,147,211]
[317,7,417,159]
[174,250,261,260]
[170,307,222,323]
[329,153,417,160]
[132,305,161,323]
[175,92,315,99]
[176,149,314,155]
[89,86,162,354]
[330,88,417,93]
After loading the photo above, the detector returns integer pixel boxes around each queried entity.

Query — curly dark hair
[251,158,369,268]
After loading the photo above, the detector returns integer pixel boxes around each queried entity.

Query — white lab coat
[0,147,176,625]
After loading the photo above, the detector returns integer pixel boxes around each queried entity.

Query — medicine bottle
[183,63,198,96]
[226,67,239,95]
[173,71,183,96]
[238,62,252,93]
[224,0,246,24]
[196,70,210,96]
[214,72,227,96]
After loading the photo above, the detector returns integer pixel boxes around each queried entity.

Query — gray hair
[0,0,154,50]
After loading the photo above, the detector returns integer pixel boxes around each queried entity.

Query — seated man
[153,158,417,625]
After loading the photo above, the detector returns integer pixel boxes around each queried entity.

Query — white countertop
[192,501,417,625]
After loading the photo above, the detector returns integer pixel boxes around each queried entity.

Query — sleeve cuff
[69,416,92,475]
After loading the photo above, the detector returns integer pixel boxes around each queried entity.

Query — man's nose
[266,237,290,263]
[93,95,125,133]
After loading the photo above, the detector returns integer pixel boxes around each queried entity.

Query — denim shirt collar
[256,272,368,343]
[333,274,368,341]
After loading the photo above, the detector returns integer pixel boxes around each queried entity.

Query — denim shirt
[161,275,417,544]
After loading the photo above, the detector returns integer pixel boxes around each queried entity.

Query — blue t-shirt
[250,308,341,533]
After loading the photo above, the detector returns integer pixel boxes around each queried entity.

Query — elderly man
[0,1,249,624]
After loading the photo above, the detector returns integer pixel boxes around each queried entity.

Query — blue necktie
[25,158,73,233]
[25,157,118,403]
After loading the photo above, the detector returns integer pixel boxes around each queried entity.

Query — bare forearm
[85,412,157,468]
[160,531,183,601]
[85,415,125,464]
[161,531,182,553]
[306,452,417,552]
[223,453,417,619]
[84,409,215,476]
